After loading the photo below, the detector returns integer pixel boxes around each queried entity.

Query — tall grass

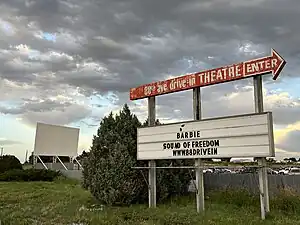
[208,187,300,214]
[272,188,300,214]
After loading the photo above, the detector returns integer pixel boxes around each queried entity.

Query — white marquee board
[34,122,80,157]
[137,112,275,160]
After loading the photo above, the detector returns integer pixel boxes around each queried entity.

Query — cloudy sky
[0,0,300,162]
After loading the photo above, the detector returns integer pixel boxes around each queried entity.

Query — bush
[0,155,23,173]
[83,104,192,205]
[0,169,62,181]
[86,143,146,205]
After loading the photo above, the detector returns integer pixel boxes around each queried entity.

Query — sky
[0,0,300,163]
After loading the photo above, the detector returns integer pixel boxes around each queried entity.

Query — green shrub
[83,104,192,205]
[0,155,23,173]
[0,168,62,181]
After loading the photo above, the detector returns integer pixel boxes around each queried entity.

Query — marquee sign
[137,112,274,160]
[130,49,286,100]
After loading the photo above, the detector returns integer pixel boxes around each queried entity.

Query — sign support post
[263,158,270,213]
[253,75,270,220]
[148,96,157,208]
[193,87,205,213]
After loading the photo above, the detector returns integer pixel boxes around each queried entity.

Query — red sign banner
[130,49,286,100]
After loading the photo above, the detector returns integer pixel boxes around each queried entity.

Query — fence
[60,171,300,194]
[33,163,300,194]
[34,162,81,170]
[188,173,300,194]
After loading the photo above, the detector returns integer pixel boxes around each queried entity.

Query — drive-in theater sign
[130,49,286,220]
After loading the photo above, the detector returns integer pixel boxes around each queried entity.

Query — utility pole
[0,147,3,156]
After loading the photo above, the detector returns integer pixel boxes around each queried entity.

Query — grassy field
[1,178,300,225]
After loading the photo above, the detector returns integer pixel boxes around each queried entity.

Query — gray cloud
[0,99,71,114]
[0,0,299,133]
[152,84,300,125]
[0,98,92,126]
[0,139,22,146]
[21,103,91,126]
[1,0,298,92]
[276,130,300,153]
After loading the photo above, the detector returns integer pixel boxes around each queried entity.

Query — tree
[0,155,23,173]
[142,118,161,126]
[76,150,89,161]
[83,105,146,204]
[83,104,192,205]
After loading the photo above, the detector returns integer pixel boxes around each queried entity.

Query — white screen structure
[137,112,275,160]
[34,122,80,157]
